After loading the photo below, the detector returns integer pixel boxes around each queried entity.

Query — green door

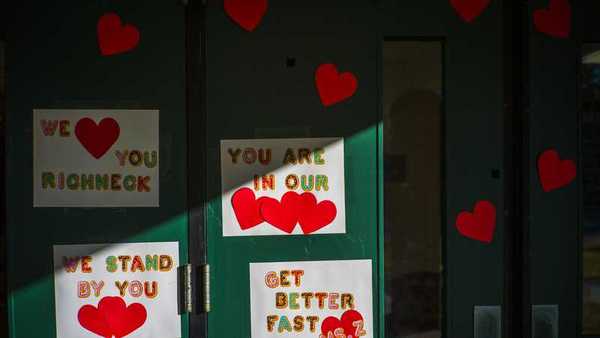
[6,2,189,338]
[200,1,505,338]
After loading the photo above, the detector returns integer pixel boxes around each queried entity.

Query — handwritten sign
[250,260,373,338]
[53,242,180,338]
[220,138,346,236]
[33,109,159,207]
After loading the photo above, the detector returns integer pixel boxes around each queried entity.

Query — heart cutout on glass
[315,63,358,107]
[231,187,273,230]
[321,310,366,338]
[533,0,571,39]
[78,296,147,338]
[224,0,268,32]
[455,200,496,244]
[298,192,337,234]
[75,117,120,159]
[97,13,140,56]
[260,191,301,233]
[537,149,576,192]
[450,0,491,23]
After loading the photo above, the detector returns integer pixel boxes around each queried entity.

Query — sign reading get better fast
[250,260,373,338]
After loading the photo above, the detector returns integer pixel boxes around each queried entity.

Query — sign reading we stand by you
[220,138,346,236]
[33,109,159,207]
[53,242,180,338]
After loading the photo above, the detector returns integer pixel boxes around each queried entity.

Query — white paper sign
[33,109,159,207]
[53,242,180,338]
[250,260,373,338]
[221,138,346,236]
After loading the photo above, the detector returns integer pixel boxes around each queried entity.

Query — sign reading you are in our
[220,138,346,236]
[33,109,159,207]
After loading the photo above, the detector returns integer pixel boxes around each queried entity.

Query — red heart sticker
[77,304,112,338]
[315,64,358,107]
[97,13,140,56]
[260,191,301,233]
[321,310,366,338]
[224,0,268,32]
[231,188,273,230]
[75,117,120,159]
[533,0,571,39]
[450,0,491,23]
[78,297,147,338]
[537,149,576,192]
[298,192,337,234]
[455,200,496,244]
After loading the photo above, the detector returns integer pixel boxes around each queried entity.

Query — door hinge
[200,264,211,313]
[179,263,210,314]
[179,264,193,314]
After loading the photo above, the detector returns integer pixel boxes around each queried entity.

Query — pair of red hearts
[321,310,366,338]
[448,0,572,38]
[456,149,576,243]
[223,1,358,107]
[78,297,147,338]
[231,188,337,234]
[75,117,121,159]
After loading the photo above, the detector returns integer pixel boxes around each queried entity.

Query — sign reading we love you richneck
[33,109,159,207]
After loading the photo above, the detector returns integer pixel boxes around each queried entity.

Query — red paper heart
[231,188,273,230]
[455,200,496,243]
[260,191,301,233]
[321,310,365,338]
[78,304,112,338]
[97,13,140,56]
[533,0,571,39]
[537,149,576,192]
[75,117,120,159]
[298,193,337,234]
[224,0,268,32]
[78,297,147,338]
[450,0,491,23]
[315,64,358,107]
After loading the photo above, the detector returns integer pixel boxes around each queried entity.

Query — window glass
[581,43,600,336]
[383,40,443,338]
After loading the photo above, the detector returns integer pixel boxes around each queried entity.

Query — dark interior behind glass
[383,40,443,338]
[581,43,600,336]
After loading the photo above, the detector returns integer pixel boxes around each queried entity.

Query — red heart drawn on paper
[298,192,337,234]
[315,63,358,107]
[260,191,301,233]
[321,316,344,338]
[101,297,147,338]
[537,149,576,192]
[321,310,366,338]
[78,304,112,338]
[78,297,147,338]
[224,0,268,32]
[75,117,120,159]
[231,187,273,230]
[450,0,491,23]
[97,13,140,56]
[455,200,496,243]
[533,0,571,39]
